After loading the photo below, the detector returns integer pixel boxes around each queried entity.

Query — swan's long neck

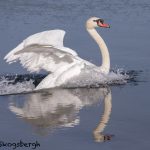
[87,28,110,74]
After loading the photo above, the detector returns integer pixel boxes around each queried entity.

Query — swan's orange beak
[97,21,110,28]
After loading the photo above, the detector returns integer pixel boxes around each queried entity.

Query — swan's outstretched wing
[4,30,79,73]
[5,44,79,73]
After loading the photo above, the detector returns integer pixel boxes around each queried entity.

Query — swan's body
[4,17,110,90]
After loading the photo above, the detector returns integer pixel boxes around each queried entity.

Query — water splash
[0,75,35,95]
[63,68,129,88]
[0,69,138,96]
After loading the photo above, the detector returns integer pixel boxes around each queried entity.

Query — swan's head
[86,17,110,29]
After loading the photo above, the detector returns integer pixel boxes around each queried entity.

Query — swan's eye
[93,19,104,24]
[99,19,104,24]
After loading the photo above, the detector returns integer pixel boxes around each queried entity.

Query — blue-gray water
[0,0,150,150]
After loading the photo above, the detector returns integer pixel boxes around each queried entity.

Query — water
[0,0,150,149]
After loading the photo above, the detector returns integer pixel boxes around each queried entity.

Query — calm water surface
[0,0,150,149]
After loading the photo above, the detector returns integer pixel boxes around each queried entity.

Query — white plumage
[4,17,111,90]
[4,30,79,72]
[4,29,91,89]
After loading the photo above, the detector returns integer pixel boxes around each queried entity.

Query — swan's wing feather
[5,44,78,73]
[14,44,64,54]
[15,44,77,56]
[4,29,67,61]
[24,29,66,47]
[4,29,80,73]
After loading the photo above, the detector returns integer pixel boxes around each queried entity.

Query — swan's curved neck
[87,28,110,74]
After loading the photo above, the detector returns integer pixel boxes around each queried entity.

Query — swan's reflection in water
[9,87,113,142]
[93,89,113,142]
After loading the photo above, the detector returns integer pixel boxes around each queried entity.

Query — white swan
[4,17,110,90]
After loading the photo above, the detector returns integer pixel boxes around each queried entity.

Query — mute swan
[4,17,110,90]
